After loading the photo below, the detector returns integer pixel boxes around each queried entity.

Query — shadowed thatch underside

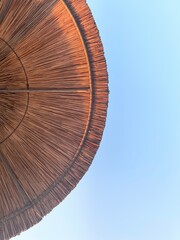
[0,0,108,239]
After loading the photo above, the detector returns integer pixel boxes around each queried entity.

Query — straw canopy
[0,0,108,239]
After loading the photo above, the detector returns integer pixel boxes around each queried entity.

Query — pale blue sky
[13,0,180,239]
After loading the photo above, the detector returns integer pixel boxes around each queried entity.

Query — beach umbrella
[0,0,108,239]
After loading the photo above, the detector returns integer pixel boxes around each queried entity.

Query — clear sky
[13,0,180,239]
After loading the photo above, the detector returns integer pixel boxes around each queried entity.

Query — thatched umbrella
[0,0,108,239]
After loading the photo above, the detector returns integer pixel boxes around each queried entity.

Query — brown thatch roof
[0,0,108,239]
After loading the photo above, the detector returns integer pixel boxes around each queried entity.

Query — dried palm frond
[0,0,108,239]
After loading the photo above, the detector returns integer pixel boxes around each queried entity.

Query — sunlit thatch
[0,0,108,239]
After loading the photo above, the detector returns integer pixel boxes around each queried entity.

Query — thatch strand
[0,0,108,239]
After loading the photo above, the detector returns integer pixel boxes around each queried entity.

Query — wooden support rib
[0,87,90,93]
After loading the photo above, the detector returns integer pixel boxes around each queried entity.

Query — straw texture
[0,0,108,239]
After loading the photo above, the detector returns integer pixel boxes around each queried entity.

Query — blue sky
[13,0,180,239]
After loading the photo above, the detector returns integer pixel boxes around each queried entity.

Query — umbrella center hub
[0,38,28,143]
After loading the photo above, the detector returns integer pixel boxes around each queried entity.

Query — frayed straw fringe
[0,0,108,239]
